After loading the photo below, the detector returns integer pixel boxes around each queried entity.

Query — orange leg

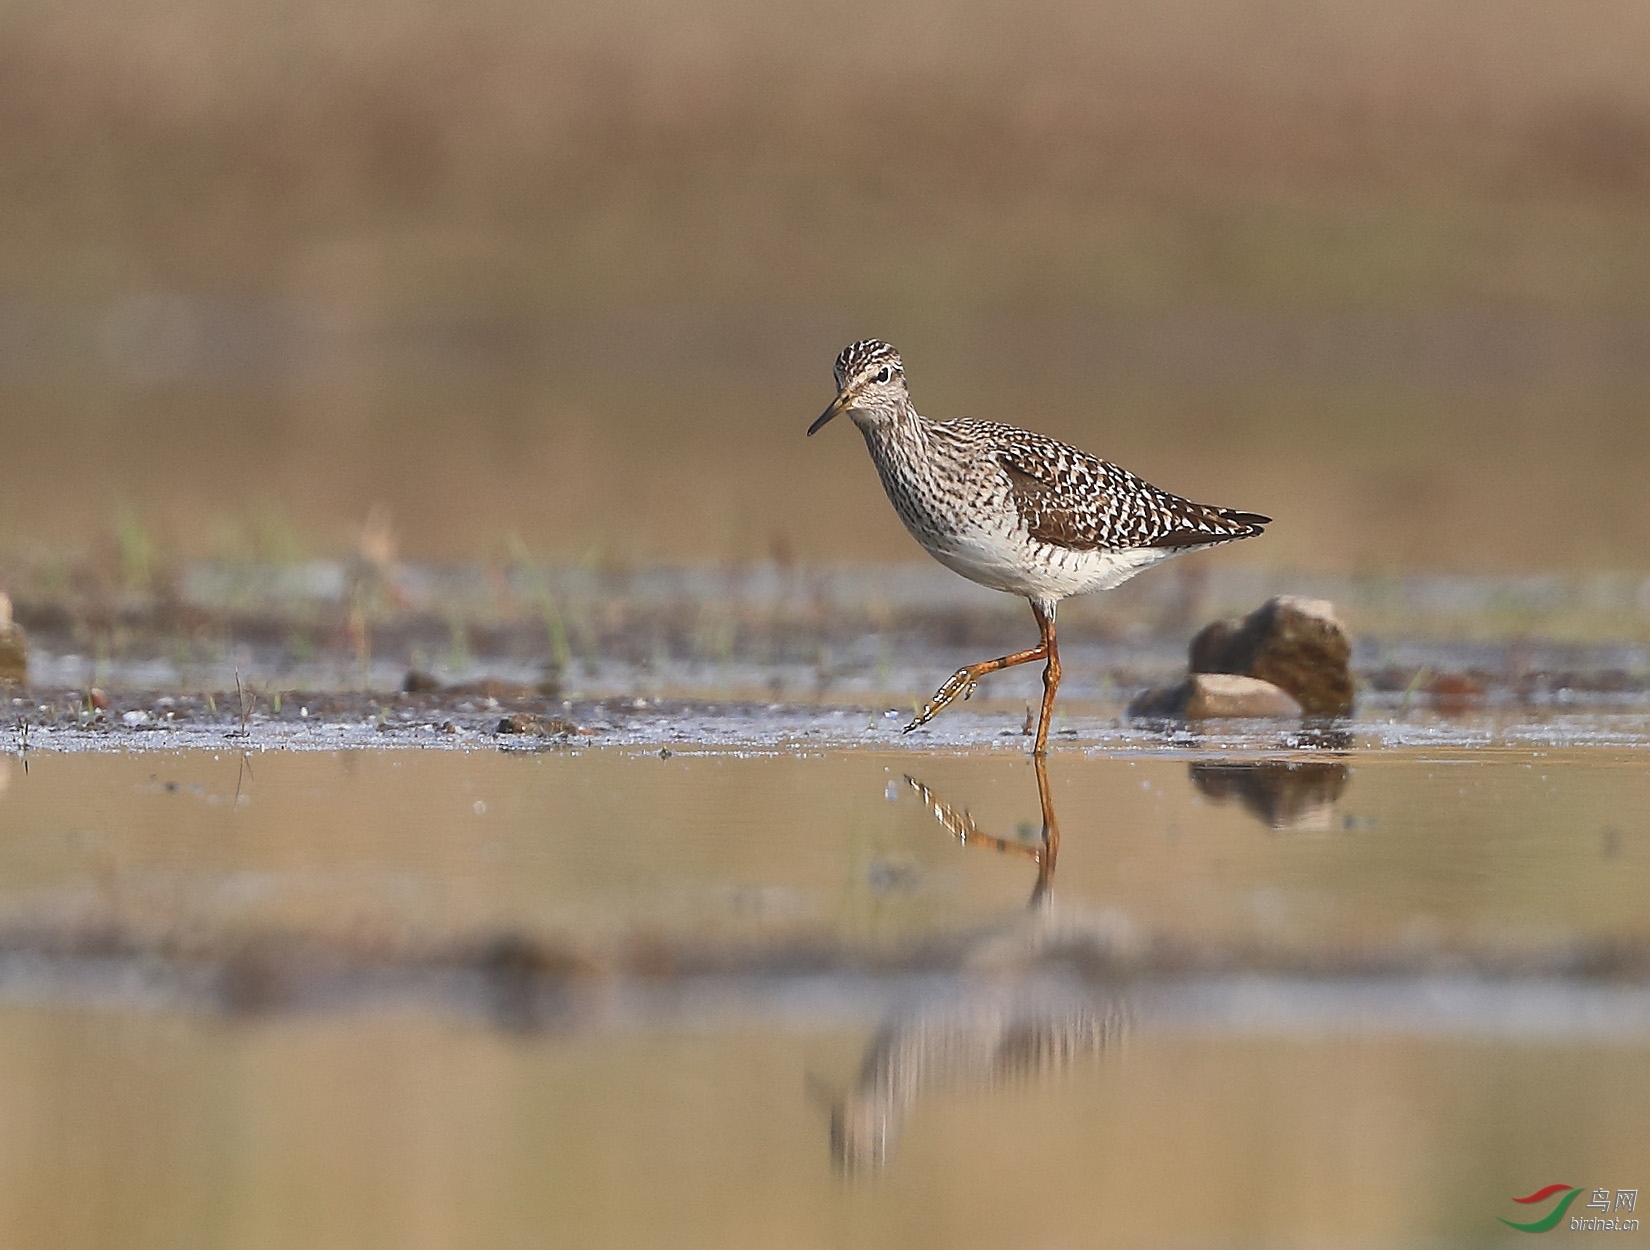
[1032,606,1061,757]
[904,600,1062,756]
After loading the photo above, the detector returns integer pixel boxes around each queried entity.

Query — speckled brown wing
[983,423,1269,553]
[997,457,1108,549]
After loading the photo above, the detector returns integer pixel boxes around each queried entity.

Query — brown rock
[496,712,582,737]
[1128,673,1303,722]
[1189,596,1354,717]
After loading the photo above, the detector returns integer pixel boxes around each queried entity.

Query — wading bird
[809,339,1268,753]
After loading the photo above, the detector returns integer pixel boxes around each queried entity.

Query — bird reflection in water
[825,756,1128,1173]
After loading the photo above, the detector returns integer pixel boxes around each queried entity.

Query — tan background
[1,0,1649,571]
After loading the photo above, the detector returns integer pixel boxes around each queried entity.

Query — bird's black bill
[808,395,846,436]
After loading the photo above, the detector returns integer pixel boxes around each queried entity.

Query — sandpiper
[809,338,1269,754]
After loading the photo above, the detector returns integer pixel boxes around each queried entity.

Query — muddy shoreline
[7,564,1650,705]
[7,686,1650,754]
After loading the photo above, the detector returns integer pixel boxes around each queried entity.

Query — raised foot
[902,667,980,734]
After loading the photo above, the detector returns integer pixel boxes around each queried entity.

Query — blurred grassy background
[1,0,1649,572]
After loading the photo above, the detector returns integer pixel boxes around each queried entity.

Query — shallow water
[0,744,1646,1247]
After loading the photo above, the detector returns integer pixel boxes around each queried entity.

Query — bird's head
[808,339,909,435]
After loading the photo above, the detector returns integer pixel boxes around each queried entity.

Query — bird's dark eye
[875,366,890,383]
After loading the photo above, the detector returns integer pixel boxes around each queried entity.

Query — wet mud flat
[10,562,1650,709]
[9,683,1650,755]
[6,563,1650,753]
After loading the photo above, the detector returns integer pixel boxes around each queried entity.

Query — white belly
[918,523,1183,605]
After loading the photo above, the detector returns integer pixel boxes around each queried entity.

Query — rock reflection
[1189,759,1351,830]
[828,757,1128,1173]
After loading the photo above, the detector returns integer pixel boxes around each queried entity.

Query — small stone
[496,712,581,737]
[402,669,442,693]
[1189,596,1354,717]
[1128,673,1303,722]
[88,688,111,711]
